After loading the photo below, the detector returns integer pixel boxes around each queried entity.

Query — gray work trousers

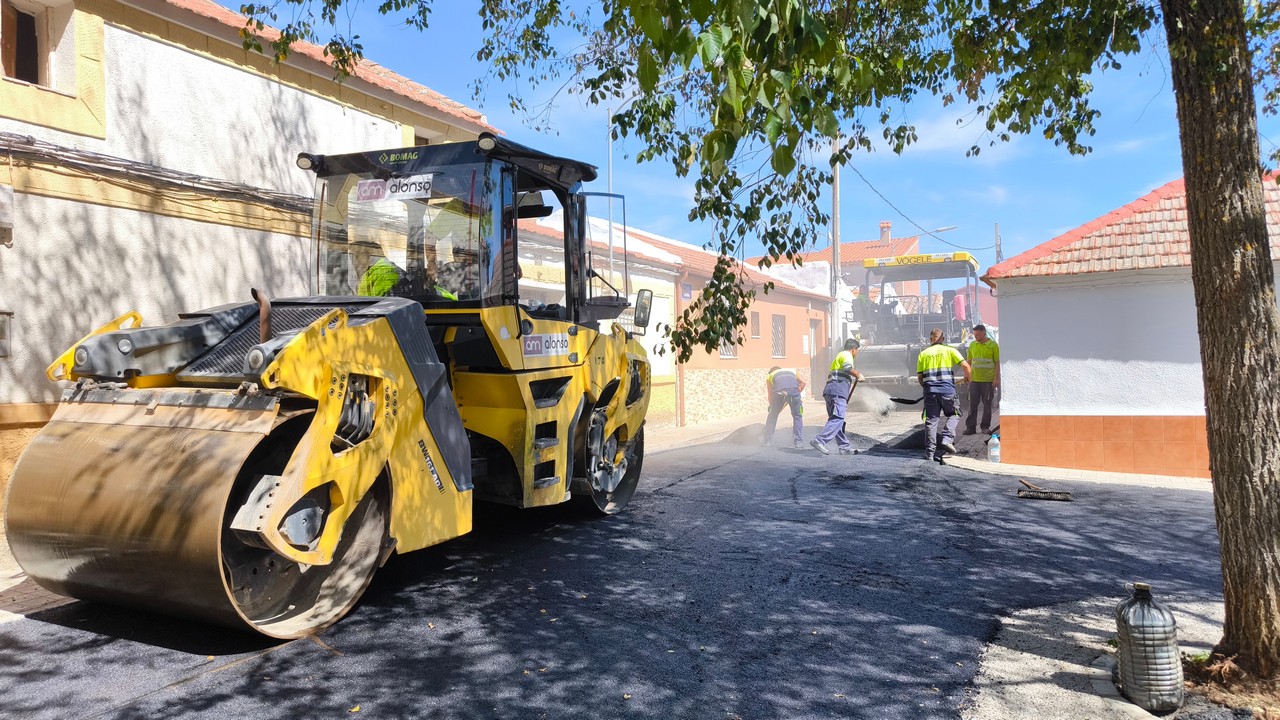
[763,391,804,445]
[924,391,960,459]
[966,382,995,432]
[814,380,852,449]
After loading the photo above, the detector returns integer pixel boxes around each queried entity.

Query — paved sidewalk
[945,455,1212,493]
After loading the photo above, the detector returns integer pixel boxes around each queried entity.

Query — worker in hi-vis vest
[810,339,864,456]
[762,366,807,448]
[918,328,972,463]
[964,324,1000,435]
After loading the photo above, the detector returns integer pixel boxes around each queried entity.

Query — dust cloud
[851,386,895,421]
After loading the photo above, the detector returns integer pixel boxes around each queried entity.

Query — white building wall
[0,23,433,406]
[997,268,1237,416]
[1,195,311,404]
[0,24,404,195]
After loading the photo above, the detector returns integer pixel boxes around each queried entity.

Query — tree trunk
[1161,0,1280,677]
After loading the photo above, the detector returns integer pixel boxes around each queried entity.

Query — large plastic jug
[987,433,1001,463]
[1115,583,1183,713]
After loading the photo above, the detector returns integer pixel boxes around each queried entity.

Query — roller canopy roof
[863,252,980,282]
[311,132,598,192]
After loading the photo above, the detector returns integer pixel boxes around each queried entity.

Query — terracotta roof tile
[628,229,834,301]
[985,176,1280,281]
[158,0,494,133]
[516,219,830,300]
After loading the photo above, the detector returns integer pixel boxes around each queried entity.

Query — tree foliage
[239,0,1280,677]
[235,2,1278,361]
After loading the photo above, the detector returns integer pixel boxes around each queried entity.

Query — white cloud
[884,112,1025,165]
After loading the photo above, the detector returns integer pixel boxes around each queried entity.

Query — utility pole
[995,222,1004,264]
[830,138,842,349]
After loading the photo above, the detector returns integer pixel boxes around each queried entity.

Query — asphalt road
[0,436,1221,720]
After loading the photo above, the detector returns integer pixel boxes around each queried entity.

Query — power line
[845,164,997,251]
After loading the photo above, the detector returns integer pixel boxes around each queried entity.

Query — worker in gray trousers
[811,339,864,456]
[762,366,807,448]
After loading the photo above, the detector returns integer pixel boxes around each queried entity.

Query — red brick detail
[1002,414,1211,480]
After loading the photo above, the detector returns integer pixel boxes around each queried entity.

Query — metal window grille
[771,315,786,358]
[719,337,738,358]
[750,311,760,338]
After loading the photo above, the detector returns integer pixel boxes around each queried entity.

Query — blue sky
[291,4,1280,273]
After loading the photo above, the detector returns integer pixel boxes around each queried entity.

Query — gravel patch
[964,596,1225,720]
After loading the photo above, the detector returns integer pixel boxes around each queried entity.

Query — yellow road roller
[4,133,652,638]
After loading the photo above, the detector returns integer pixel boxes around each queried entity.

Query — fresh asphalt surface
[0,435,1221,719]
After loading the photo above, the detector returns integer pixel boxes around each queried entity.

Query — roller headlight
[246,347,267,372]
[116,338,133,354]
[73,346,89,367]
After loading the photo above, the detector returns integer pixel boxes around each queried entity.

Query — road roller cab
[302,133,652,513]
[3,134,652,638]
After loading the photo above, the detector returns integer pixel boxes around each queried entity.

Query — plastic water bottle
[1115,583,1183,713]
[987,433,1001,463]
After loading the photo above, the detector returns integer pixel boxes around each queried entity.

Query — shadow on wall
[110,38,359,197]
[4,182,309,404]
[2,72,328,405]
[998,276,1205,365]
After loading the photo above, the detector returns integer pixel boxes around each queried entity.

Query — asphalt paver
[0,433,1220,719]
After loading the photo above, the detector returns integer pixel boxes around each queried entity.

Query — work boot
[793,440,805,449]
[838,448,855,456]
[941,441,958,456]
[810,439,830,455]
[962,427,976,436]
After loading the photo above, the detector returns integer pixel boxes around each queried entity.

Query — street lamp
[606,75,685,196]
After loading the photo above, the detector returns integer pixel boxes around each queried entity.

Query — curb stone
[1089,655,1157,719]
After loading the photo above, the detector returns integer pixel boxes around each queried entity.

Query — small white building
[983,177,1280,478]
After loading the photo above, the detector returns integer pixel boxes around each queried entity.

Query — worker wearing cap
[964,324,1000,435]
[811,339,864,456]
[918,328,972,463]
[762,367,807,448]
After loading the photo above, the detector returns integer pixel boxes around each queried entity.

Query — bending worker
[762,366,807,449]
[811,339,864,456]
[918,328,972,463]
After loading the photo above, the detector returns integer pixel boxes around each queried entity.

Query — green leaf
[633,4,664,40]
[699,23,727,67]
[638,51,658,90]
[771,141,796,176]
[815,106,838,137]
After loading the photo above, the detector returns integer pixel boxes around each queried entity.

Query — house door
[809,319,825,398]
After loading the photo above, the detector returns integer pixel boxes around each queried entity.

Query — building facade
[0,0,491,477]
[984,177,1280,479]
[635,228,831,426]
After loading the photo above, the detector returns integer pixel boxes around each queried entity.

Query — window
[1,0,75,90]
[771,315,786,358]
[0,1,38,83]
[680,282,693,301]
[0,0,102,139]
[719,337,738,359]
[750,311,760,338]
